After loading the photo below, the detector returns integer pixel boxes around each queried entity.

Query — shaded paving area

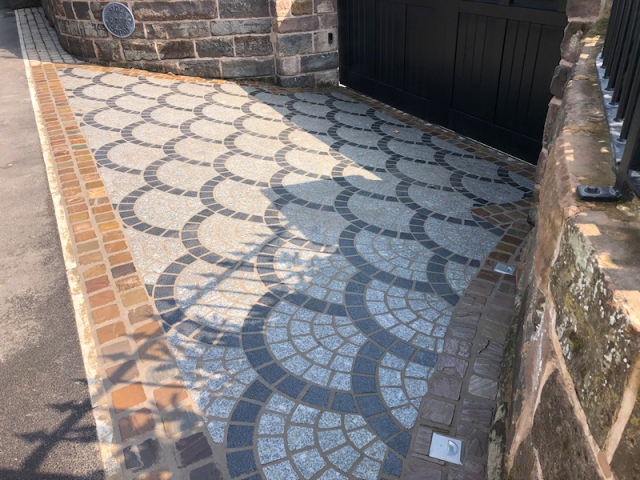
[58,63,534,479]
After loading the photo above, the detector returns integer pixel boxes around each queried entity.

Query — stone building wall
[271,0,338,87]
[39,0,338,86]
[494,8,640,480]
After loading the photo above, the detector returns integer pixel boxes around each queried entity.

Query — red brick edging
[32,61,218,480]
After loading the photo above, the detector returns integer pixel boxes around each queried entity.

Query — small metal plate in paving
[494,262,517,276]
[429,432,464,465]
[102,2,135,38]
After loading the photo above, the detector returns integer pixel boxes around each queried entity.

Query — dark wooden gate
[337,0,567,162]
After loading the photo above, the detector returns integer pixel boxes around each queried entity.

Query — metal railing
[578,0,640,201]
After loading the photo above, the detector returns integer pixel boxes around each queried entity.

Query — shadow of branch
[14,398,100,475]
[0,469,104,480]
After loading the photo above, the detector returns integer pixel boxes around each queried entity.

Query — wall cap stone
[540,32,640,329]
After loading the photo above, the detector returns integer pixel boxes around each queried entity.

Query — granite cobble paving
[57,68,533,479]
[17,7,536,479]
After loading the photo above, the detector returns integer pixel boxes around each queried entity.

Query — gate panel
[339,0,568,162]
[347,0,375,78]
[375,0,406,88]
[451,13,507,122]
[339,0,446,121]
[495,20,543,133]
[403,4,444,100]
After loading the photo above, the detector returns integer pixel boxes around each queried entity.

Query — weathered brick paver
[17,7,535,479]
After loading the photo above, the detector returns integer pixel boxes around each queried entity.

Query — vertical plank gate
[338,0,567,162]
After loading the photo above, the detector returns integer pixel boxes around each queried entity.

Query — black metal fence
[599,0,640,199]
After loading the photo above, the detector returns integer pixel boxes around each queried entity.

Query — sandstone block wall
[537,0,607,187]
[495,13,640,480]
[39,0,338,86]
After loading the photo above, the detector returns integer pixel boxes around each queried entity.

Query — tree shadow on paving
[10,394,103,480]
[0,470,104,480]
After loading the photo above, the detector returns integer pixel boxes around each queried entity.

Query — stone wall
[39,0,338,86]
[537,0,608,187]
[272,0,338,87]
[495,12,640,480]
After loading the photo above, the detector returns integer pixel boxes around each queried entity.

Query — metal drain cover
[494,262,516,276]
[428,432,464,465]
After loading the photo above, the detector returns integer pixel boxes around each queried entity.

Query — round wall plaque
[102,2,136,38]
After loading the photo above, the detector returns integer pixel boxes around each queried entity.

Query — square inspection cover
[428,432,464,465]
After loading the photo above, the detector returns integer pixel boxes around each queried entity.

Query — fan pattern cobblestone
[57,65,535,480]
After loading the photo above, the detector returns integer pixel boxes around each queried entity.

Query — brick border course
[401,199,533,480]
[30,60,219,479]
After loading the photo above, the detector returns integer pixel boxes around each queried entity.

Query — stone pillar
[40,0,339,86]
[41,0,278,80]
[272,0,338,87]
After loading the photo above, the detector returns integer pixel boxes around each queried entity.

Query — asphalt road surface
[0,2,103,478]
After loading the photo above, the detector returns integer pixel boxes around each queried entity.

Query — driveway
[16,7,536,479]
[60,63,533,479]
